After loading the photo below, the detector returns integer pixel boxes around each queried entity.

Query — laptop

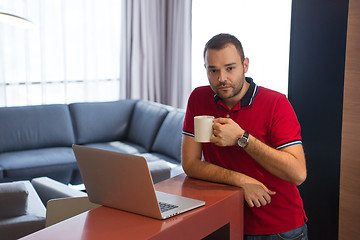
[72,144,205,220]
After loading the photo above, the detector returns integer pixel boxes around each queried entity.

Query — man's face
[204,44,249,102]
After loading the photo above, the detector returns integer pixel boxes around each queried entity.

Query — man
[182,33,308,239]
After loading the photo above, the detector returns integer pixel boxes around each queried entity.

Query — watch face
[238,137,247,147]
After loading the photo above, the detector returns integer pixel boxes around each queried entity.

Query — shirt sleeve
[182,90,196,137]
[270,95,302,149]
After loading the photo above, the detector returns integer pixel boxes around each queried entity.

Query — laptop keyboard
[158,202,179,213]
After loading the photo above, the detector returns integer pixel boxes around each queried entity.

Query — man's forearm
[182,157,247,188]
[182,135,256,188]
[244,134,306,186]
[211,118,307,186]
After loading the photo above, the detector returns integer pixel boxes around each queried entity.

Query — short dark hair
[203,33,245,62]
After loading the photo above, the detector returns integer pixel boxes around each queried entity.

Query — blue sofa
[0,100,185,185]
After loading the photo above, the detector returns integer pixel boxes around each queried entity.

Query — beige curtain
[121,0,192,109]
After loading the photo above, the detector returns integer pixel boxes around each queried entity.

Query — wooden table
[21,174,244,240]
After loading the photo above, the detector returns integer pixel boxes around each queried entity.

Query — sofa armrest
[31,177,87,206]
[0,181,29,218]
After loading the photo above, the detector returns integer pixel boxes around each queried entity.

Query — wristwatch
[237,131,249,148]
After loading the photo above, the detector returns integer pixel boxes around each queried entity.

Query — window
[192,0,292,95]
[0,0,121,107]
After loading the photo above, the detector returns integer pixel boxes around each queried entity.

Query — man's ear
[243,57,249,73]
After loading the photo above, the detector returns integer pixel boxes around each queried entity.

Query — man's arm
[181,134,276,208]
[211,118,307,186]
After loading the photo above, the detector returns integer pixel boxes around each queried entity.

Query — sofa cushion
[69,100,137,144]
[85,141,147,155]
[151,109,185,163]
[138,153,184,178]
[126,101,169,151]
[0,181,29,218]
[0,147,77,183]
[0,104,75,153]
[0,214,45,240]
[147,161,171,184]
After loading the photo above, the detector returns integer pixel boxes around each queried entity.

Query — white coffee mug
[194,115,214,142]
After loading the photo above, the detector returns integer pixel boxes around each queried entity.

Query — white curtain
[0,0,121,107]
[121,0,192,109]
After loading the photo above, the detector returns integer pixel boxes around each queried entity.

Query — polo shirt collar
[213,77,258,107]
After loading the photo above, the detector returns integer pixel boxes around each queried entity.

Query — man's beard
[213,82,243,100]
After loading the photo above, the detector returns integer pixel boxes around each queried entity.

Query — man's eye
[227,67,233,71]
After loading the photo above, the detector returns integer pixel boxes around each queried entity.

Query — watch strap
[243,131,249,139]
[237,131,249,148]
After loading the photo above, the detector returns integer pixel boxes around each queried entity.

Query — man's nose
[218,70,227,83]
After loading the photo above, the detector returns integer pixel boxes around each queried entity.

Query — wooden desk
[21,174,244,240]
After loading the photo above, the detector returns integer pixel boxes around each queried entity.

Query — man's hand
[240,176,276,208]
[211,118,243,146]
[182,134,276,208]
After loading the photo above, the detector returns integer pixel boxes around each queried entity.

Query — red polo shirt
[182,77,307,235]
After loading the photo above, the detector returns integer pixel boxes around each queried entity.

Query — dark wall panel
[288,0,349,239]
